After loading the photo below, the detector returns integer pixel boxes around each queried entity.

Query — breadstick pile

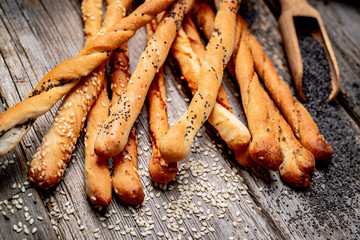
[94,0,195,158]
[171,16,252,167]
[0,0,333,201]
[190,2,331,187]
[159,0,241,162]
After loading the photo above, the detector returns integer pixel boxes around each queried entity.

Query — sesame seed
[157,232,164,237]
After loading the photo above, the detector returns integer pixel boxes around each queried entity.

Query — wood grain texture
[0,0,359,239]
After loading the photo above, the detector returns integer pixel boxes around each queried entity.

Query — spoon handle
[279,0,308,12]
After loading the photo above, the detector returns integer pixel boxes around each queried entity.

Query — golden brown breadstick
[146,19,178,183]
[159,0,241,162]
[182,16,231,112]
[190,1,241,78]
[236,19,316,183]
[112,127,144,205]
[248,32,332,163]
[188,7,254,167]
[182,15,253,168]
[263,88,315,188]
[235,23,283,171]
[181,15,205,62]
[94,0,195,158]
[109,46,145,205]
[148,67,179,182]
[0,0,174,158]
[190,0,215,41]
[84,76,112,205]
[82,0,103,44]
[84,0,131,205]
[172,24,252,166]
[29,0,109,188]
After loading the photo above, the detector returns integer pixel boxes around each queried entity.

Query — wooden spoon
[278,0,340,102]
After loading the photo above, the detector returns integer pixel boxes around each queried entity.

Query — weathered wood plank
[0,2,66,239]
[0,0,359,239]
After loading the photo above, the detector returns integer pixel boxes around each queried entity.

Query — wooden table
[0,0,359,239]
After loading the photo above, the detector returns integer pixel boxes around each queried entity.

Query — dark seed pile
[266,34,360,238]
[299,35,332,103]
[300,35,360,237]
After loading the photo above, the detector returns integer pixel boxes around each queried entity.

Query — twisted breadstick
[172,24,252,166]
[29,0,110,188]
[84,76,112,205]
[190,2,241,78]
[0,0,174,158]
[94,0,195,158]
[236,19,316,184]
[109,46,145,205]
[235,22,283,171]
[112,127,144,205]
[248,31,332,163]
[159,0,241,162]
[146,19,178,183]
[263,88,315,188]
[182,16,231,112]
[182,15,253,167]
[190,0,215,41]
[84,0,133,205]
[148,67,179,183]
[186,10,254,167]
[82,0,103,44]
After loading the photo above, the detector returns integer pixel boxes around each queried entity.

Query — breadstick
[187,8,253,167]
[109,46,145,205]
[84,77,112,205]
[263,88,315,188]
[172,25,252,166]
[82,0,103,44]
[159,0,241,162]
[190,0,215,41]
[182,16,231,112]
[181,16,253,167]
[94,0,195,158]
[248,31,332,163]
[0,0,174,158]
[145,20,178,183]
[236,19,316,182]
[83,0,133,205]
[190,1,241,78]
[148,67,179,182]
[29,0,109,188]
[112,127,144,205]
[181,15,205,63]
[235,23,283,171]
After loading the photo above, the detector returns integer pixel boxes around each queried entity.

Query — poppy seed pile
[265,34,360,238]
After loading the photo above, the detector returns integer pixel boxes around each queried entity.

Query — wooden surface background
[0,0,359,239]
